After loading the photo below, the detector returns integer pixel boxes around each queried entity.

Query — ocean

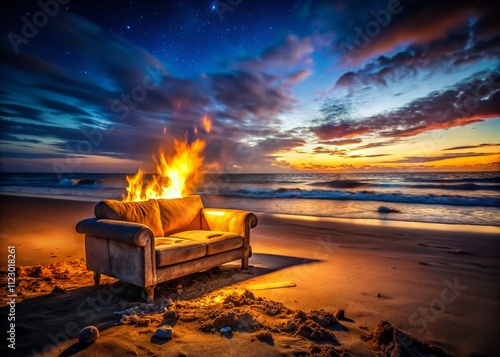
[0,171,499,226]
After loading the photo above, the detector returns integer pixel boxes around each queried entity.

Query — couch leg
[241,256,249,270]
[142,285,156,303]
[93,272,101,285]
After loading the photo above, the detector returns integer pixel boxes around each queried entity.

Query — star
[126,25,131,30]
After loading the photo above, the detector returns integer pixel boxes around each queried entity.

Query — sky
[0,0,499,174]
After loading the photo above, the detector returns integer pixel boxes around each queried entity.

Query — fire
[202,114,212,133]
[123,117,211,202]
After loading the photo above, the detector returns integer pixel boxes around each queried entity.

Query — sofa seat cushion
[169,230,243,255]
[155,237,206,267]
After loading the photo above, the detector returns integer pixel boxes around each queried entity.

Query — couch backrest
[94,199,164,237]
[157,195,204,236]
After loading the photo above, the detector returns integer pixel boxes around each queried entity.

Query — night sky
[1,0,499,173]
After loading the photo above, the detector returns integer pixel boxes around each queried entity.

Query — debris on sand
[364,320,450,356]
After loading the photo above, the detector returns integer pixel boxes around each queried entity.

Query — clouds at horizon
[312,70,500,140]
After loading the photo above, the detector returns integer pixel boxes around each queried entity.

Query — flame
[123,117,211,201]
[202,114,212,133]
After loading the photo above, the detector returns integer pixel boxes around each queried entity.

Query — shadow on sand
[0,253,321,356]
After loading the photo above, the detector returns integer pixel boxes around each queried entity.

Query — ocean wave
[217,188,500,207]
[310,180,500,191]
[59,178,99,186]
[310,179,367,189]
[374,183,500,191]
[404,176,500,184]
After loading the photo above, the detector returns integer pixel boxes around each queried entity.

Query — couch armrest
[75,218,154,246]
[201,208,258,238]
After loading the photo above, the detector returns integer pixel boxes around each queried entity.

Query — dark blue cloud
[0,10,312,170]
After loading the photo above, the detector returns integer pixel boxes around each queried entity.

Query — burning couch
[76,195,257,302]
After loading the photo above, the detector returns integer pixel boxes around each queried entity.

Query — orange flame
[123,117,211,201]
[202,114,212,133]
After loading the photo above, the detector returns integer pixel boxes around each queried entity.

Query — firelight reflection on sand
[123,117,212,201]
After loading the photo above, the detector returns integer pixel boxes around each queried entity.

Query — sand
[0,194,499,356]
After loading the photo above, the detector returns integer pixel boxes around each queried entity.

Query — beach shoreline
[2,192,499,233]
[1,194,499,356]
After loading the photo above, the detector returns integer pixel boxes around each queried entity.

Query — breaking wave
[217,188,500,207]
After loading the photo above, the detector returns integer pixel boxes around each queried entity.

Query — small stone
[155,326,173,338]
[334,309,345,320]
[79,326,99,345]
[130,315,138,324]
[220,327,232,333]
[164,310,178,321]
[154,326,173,339]
[51,284,67,295]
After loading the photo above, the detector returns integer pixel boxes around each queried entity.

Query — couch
[75,195,258,302]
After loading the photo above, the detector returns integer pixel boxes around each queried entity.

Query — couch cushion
[169,230,243,255]
[95,200,163,237]
[157,195,204,236]
[155,237,207,267]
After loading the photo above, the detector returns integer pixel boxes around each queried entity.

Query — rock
[164,310,178,321]
[378,206,401,213]
[334,309,345,320]
[220,327,232,333]
[79,326,99,345]
[51,284,67,295]
[154,326,173,339]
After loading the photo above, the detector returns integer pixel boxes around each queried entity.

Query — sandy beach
[1,194,499,356]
